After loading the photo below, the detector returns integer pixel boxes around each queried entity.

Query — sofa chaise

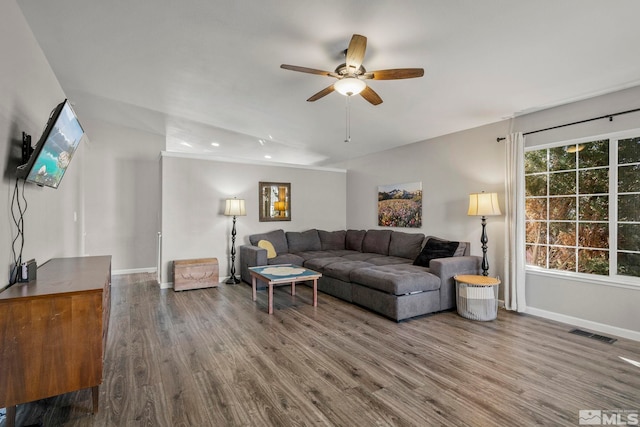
[240,229,481,321]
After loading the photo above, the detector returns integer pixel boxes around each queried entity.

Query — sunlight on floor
[619,356,640,368]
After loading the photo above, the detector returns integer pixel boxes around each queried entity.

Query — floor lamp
[468,192,501,276]
[224,198,246,284]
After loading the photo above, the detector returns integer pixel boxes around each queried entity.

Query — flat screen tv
[16,99,84,188]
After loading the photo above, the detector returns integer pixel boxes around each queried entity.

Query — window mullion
[610,138,618,276]
[546,148,550,269]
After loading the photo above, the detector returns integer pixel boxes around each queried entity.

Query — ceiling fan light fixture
[334,76,366,96]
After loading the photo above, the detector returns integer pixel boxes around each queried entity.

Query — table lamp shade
[224,198,246,216]
[468,192,501,216]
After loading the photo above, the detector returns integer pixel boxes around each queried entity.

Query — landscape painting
[378,182,422,228]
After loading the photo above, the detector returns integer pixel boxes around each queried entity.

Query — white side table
[454,274,500,321]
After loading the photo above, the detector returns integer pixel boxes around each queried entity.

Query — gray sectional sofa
[239,229,481,321]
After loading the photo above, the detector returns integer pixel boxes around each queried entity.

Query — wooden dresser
[0,256,112,427]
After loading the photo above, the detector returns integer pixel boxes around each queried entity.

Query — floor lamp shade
[468,192,501,217]
[224,198,246,217]
[468,192,501,276]
[224,198,246,284]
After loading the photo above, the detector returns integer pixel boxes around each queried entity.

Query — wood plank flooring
[5,273,640,426]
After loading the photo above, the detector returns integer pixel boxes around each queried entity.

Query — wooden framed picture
[259,182,291,222]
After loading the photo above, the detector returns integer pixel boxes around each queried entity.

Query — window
[524,133,640,281]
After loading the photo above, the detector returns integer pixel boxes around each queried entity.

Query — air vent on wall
[569,328,617,344]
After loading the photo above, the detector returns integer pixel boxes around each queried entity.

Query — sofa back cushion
[318,230,346,250]
[286,229,321,253]
[455,242,468,256]
[249,229,288,254]
[345,229,366,251]
[362,229,392,255]
[389,231,425,260]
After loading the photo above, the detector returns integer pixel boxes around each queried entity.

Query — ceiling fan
[281,34,424,106]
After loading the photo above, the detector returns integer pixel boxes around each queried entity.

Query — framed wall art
[259,182,291,222]
[378,182,422,228]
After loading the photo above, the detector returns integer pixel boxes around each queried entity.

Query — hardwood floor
[5,273,640,426]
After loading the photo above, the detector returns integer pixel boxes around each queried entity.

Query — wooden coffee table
[249,264,322,314]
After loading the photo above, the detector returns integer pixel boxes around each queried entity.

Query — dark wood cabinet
[0,256,112,427]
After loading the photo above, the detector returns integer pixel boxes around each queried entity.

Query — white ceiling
[16,0,640,167]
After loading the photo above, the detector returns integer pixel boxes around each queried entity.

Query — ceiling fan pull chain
[345,95,351,143]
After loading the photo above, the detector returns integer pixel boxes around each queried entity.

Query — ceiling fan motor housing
[335,63,366,76]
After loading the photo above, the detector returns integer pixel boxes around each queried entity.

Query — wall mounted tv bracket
[22,131,33,165]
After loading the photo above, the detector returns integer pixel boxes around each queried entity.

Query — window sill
[526,267,640,291]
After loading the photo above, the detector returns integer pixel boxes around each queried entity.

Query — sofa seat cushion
[268,253,305,267]
[341,252,387,262]
[366,256,413,266]
[324,249,360,257]
[324,260,375,282]
[303,257,345,273]
[295,251,337,261]
[351,264,441,295]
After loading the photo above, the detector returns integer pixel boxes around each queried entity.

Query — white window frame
[524,128,640,289]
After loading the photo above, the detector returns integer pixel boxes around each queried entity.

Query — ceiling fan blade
[363,68,425,80]
[281,64,338,78]
[345,34,367,73]
[307,84,335,102]
[360,86,383,106]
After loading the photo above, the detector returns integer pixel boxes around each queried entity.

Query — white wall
[160,155,347,286]
[342,120,510,283]
[1,0,83,287]
[81,118,164,271]
[514,86,640,338]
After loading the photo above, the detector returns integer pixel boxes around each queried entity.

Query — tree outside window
[524,136,640,279]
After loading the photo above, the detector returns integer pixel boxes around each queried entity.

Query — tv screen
[16,99,84,188]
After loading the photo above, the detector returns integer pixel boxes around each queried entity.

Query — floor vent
[569,328,617,344]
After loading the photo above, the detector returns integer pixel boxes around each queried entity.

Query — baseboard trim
[113,267,157,275]
[525,306,640,342]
